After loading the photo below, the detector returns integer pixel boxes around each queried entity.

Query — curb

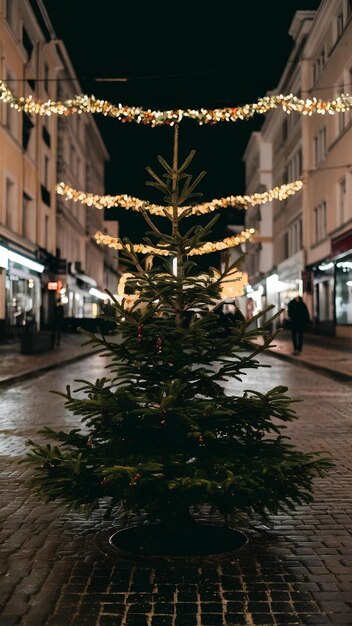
[0,350,93,388]
[265,348,352,383]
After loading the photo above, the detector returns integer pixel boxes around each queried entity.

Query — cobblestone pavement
[0,354,351,626]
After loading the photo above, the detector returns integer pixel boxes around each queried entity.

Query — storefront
[266,251,304,328]
[0,245,44,336]
[308,231,352,337]
[332,230,352,337]
[309,260,335,336]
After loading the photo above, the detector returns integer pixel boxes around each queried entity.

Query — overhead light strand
[1,80,351,125]
[56,180,303,216]
[94,228,255,256]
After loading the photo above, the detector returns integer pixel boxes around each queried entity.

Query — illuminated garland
[1,80,351,125]
[94,228,255,256]
[57,180,303,216]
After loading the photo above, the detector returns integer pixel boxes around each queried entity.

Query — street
[0,354,351,626]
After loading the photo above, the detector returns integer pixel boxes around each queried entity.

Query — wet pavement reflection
[0,353,351,625]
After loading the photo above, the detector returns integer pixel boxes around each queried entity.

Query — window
[288,217,303,256]
[349,68,352,122]
[77,156,81,183]
[23,192,34,241]
[287,149,303,182]
[338,177,347,224]
[4,70,17,138]
[22,26,33,58]
[282,119,288,141]
[283,233,289,260]
[313,127,327,165]
[22,112,34,151]
[44,63,49,94]
[44,215,49,249]
[5,178,16,231]
[314,201,327,243]
[336,8,344,40]
[6,0,17,31]
[42,116,51,147]
[338,82,347,133]
[44,155,50,189]
[70,144,76,173]
[312,48,325,84]
[335,256,352,324]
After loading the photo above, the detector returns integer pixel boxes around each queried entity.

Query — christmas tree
[24,129,331,555]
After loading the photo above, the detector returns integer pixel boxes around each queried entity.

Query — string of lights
[56,180,303,216]
[94,228,255,256]
[1,80,352,125]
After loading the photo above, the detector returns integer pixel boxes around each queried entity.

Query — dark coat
[288,298,310,328]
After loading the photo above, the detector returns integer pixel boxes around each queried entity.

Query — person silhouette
[287,295,310,355]
[52,297,64,346]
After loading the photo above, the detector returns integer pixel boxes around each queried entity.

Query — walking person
[287,295,310,355]
[52,297,64,346]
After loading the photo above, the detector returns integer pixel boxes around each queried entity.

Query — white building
[0,0,61,337]
[242,132,273,319]
[243,0,352,337]
[55,42,118,321]
[0,0,119,339]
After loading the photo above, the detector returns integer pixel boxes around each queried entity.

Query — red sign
[331,230,352,258]
[48,282,58,290]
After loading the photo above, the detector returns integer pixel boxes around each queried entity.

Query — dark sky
[43,1,321,242]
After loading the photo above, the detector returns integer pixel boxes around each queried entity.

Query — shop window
[317,281,331,321]
[335,257,352,324]
[5,274,40,330]
[349,68,352,122]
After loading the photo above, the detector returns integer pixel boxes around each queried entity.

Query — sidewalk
[0,332,92,387]
[263,331,352,382]
[0,329,351,388]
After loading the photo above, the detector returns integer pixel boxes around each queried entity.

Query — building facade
[55,41,118,322]
[243,0,352,337]
[0,0,61,337]
[0,0,118,339]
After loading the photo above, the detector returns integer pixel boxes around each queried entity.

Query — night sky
[43,1,321,243]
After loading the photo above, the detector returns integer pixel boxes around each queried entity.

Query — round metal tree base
[107,522,248,560]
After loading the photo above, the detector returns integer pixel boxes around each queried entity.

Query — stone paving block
[0,616,22,626]
[1,355,352,626]
[329,615,352,624]
[250,615,275,625]
[150,617,173,626]
[225,616,247,625]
